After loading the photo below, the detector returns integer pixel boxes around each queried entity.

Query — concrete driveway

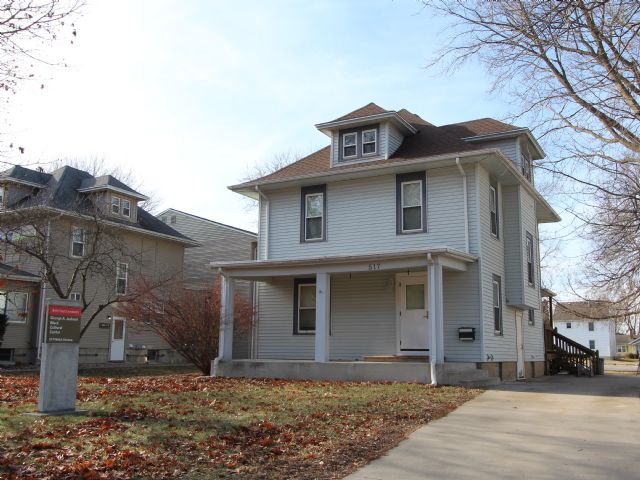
[347,374,640,480]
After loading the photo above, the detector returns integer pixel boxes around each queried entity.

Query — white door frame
[515,311,525,379]
[395,273,429,355]
[109,316,126,362]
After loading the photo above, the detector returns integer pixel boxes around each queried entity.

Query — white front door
[516,311,525,379]
[109,317,126,362]
[397,275,428,354]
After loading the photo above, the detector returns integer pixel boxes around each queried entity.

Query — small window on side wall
[300,185,326,242]
[293,279,316,334]
[528,309,535,326]
[492,275,503,334]
[111,196,120,214]
[526,232,534,285]
[396,172,427,234]
[489,180,499,238]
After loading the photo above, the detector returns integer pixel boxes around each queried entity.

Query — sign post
[37,303,83,414]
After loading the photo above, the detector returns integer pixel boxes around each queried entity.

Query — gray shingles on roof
[0,165,51,186]
[79,174,145,198]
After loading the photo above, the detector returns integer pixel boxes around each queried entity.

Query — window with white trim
[0,291,29,323]
[489,185,499,237]
[526,232,534,285]
[304,193,324,241]
[122,199,131,217]
[71,227,86,257]
[342,132,357,158]
[521,145,532,181]
[493,275,503,334]
[295,281,316,333]
[566,322,572,328]
[70,292,81,302]
[111,196,121,214]
[362,129,377,155]
[528,309,535,326]
[401,180,423,232]
[618,345,628,353]
[589,340,596,350]
[588,321,594,331]
[116,262,128,295]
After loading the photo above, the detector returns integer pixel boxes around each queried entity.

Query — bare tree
[0,190,176,338]
[422,0,640,308]
[116,279,254,375]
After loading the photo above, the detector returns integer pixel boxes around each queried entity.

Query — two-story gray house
[211,103,560,385]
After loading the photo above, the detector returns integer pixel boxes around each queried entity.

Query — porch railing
[545,327,600,376]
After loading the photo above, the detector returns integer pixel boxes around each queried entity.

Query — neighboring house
[211,102,561,385]
[157,208,257,358]
[553,301,617,358]
[616,334,638,357]
[0,165,197,366]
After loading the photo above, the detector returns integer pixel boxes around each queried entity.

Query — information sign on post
[37,302,83,414]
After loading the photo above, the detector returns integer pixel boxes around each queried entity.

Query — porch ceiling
[211,248,477,279]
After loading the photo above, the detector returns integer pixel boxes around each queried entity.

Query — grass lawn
[0,369,479,479]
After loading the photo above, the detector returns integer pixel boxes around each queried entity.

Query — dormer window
[343,132,357,158]
[111,196,120,214]
[122,199,131,217]
[362,129,377,155]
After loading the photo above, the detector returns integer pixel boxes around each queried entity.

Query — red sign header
[48,305,83,317]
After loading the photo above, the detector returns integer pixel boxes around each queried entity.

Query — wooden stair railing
[545,327,600,376]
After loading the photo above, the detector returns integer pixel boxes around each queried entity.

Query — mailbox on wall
[458,327,476,341]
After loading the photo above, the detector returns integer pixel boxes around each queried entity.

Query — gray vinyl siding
[0,283,39,352]
[258,199,268,260]
[387,123,404,158]
[331,131,339,165]
[267,166,470,259]
[520,189,539,308]
[523,308,545,361]
[478,139,519,165]
[443,264,482,362]
[478,166,518,361]
[503,185,524,305]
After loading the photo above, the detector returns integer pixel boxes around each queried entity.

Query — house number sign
[368,263,381,271]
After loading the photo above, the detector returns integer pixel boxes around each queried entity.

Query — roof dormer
[77,175,148,222]
[315,103,417,166]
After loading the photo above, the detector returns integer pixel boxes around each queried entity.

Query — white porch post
[315,272,331,362]
[219,274,235,361]
[428,259,444,385]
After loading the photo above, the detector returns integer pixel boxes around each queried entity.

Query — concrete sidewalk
[347,375,640,480]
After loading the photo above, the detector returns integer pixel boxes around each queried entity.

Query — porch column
[315,272,331,362]
[428,259,444,384]
[219,274,235,361]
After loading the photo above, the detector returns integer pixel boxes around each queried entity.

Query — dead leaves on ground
[0,373,479,479]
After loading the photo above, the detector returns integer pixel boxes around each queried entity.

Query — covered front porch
[211,249,482,385]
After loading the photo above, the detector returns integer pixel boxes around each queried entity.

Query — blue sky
[5,0,582,296]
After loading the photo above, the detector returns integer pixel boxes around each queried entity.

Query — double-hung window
[526,232,534,285]
[294,279,316,334]
[362,129,377,155]
[521,146,532,181]
[1,291,29,323]
[71,227,86,257]
[396,172,426,234]
[300,185,326,242]
[116,262,128,295]
[122,199,131,217]
[342,132,357,159]
[589,340,596,350]
[489,183,499,238]
[528,309,535,326]
[111,196,121,214]
[492,275,503,334]
[588,321,594,331]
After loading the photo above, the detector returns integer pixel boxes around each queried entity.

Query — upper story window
[111,196,120,214]
[588,321,594,331]
[0,291,29,324]
[362,129,377,155]
[342,132,357,158]
[116,262,128,295]
[338,125,380,163]
[521,145,532,181]
[396,172,427,234]
[566,322,572,328]
[300,185,326,242]
[528,309,535,326]
[489,180,499,238]
[122,199,131,217]
[526,232,534,285]
[71,227,86,257]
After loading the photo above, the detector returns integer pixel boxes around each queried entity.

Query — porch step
[362,355,430,363]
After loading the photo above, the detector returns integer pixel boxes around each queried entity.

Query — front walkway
[347,374,640,480]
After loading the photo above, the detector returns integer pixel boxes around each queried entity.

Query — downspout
[36,220,51,360]
[427,253,438,386]
[455,157,470,253]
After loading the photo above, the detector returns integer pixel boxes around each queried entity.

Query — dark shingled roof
[79,174,145,198]
[243,105,519,186]
[0,165,51,186]
[0,262,40,280]
[0,165,193,244]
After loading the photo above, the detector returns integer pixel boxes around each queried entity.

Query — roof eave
[463,128,546,159]
[77,185,149,201]
[315,112,417,137]
[0,178,47,189]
